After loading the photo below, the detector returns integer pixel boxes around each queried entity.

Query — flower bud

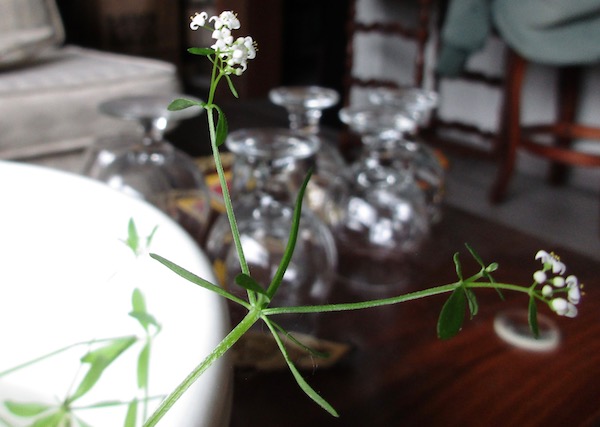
[533,270,547,284]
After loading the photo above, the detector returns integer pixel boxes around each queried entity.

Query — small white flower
[566,275,581,304]
[551,297,568,314]
[210,11,240,31]
[535,250,566,275]
[242,36,257,59]
[568,285,581,305]
[219,36,257,76]
[550,298,578,318]
[211,28,234,51]
[566,274,578,287]
[566,304,578,317]
[533,270,547,284]
[534,250,582,318]
[188,9,256,76]
[190,12,208,30]
[542,285,553,297]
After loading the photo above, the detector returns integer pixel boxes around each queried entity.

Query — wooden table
[226,205,600,427]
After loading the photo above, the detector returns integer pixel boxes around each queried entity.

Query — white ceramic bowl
[0,161,230,426]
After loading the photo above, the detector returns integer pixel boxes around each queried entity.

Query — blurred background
[3,0,600,258]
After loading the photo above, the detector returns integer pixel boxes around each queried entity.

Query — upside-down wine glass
[82,94,212,241]
[369,87,445,223]
[335,105,430,289]
[269,86,348,227]
[204,128,338,334]
[368,89,561,350]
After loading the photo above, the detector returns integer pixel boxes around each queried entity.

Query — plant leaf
[528,296,540,338]
[485,262,499,274]
[131,288,146,316]
[187,47,215,56]
[453,252,463,281]
[129,311,160,333]
[264,318,339,417]
[137,342,150,389]
[149,254,240,304]
[437,288,466,340]
[168,98,204,111]
[225,74,239,98]
[465,288,479,319]
[267,169,312,298]
[3,401,51,417]
[145,225,159,249]
[465,243,485,268]
[29,410,68,427]
[214,105,228,147]
[68,336,137,403]
[234,274,268,296]
[124,399,138,427]
[129,288,161,332]
[270,320,330,358]
[75,415,94,427]
[125,218,139,255]
[465,243,504,299]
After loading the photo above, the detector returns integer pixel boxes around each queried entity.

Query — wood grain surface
[226,206,600,427]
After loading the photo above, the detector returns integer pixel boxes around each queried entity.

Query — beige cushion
[0,45,180,160]
[0,0,64,69]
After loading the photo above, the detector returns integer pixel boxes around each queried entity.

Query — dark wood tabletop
[226,205,600,427]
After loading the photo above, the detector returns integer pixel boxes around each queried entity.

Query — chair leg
[549,66,582,185]
[491,51,526,203]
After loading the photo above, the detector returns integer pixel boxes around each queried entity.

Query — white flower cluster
[189,11,257,76]
[534,250,582,318]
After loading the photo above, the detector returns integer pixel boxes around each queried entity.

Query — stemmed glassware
[334,105,431,288]
[368,87,438,124]
[82,94,212,241]
[269,86,348,227]
[368,87,445,223]
[205,128,338,333]
[269,86,346,170]
[368,88,561,349]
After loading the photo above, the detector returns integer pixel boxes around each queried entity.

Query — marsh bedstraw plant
[1,11,583,427]
[137,10,587,425]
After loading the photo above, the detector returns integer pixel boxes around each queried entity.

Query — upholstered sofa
[0,0,180,172]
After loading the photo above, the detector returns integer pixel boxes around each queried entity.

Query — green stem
[206,104,254,308]
[0,336,135,378]
[71,395,164,411]
[469,281,538,298]
[143,309,261,427]
[206,56,221,105]
[262,281,534,316]
[204,61,254,304]
[142,335,151,422]
[206,108,249,275]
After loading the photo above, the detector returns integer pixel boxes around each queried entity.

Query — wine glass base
[493,310,560,352]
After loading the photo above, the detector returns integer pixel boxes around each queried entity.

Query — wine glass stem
[287,109,322,134]
[141,117,168,146]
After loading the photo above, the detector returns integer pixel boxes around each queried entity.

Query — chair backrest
[343,0,436,105]
[0,0,65,69]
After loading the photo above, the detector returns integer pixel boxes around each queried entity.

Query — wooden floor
[442,151,600,261]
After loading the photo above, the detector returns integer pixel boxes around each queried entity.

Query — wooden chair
[491,49,600,202]
[341,0,437,156]
[342,0,436,104]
